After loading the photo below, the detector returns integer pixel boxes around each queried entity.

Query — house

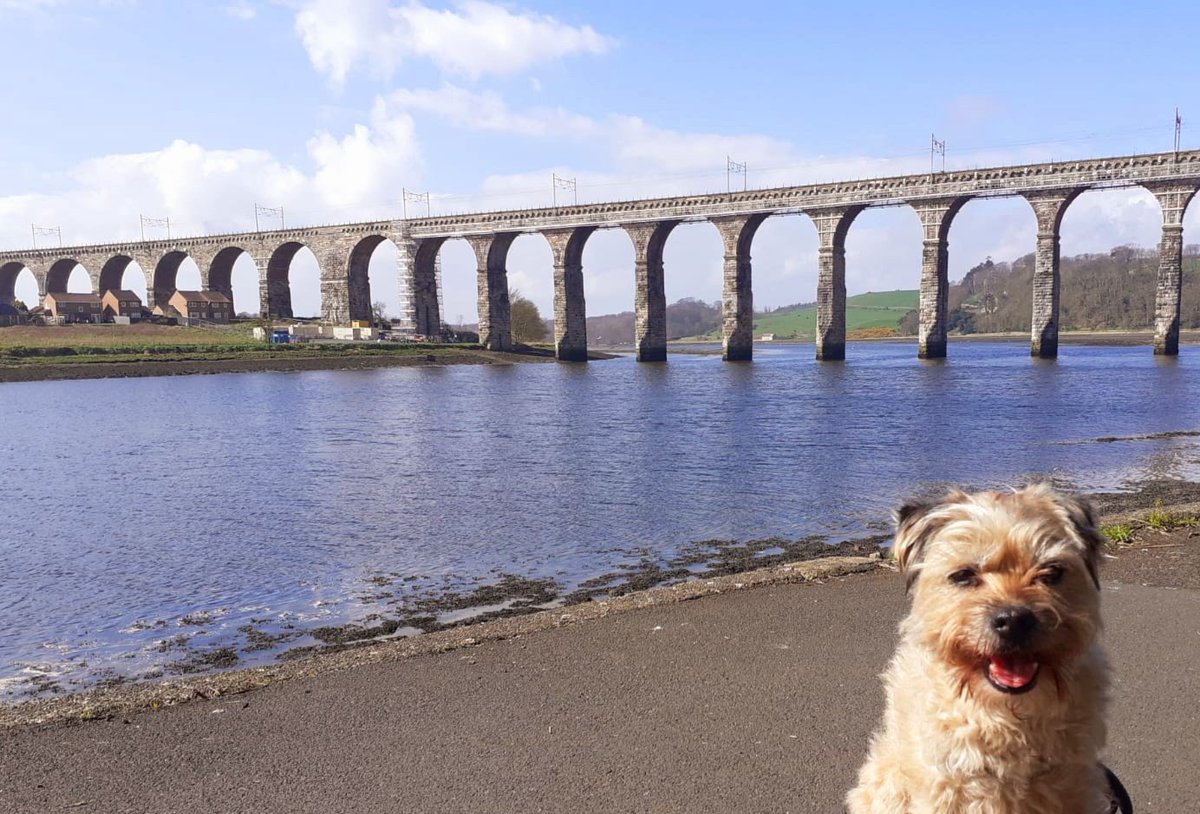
[101,289,144,321]
[166,290,234,324]
[43,292,103,323]
[0,302,24,326]
[759,333,776,341]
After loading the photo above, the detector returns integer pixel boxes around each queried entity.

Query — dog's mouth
[984,655,1040,694]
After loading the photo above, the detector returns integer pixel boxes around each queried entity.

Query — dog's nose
[990,607,1039,644]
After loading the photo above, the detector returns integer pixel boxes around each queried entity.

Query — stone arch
[940,196,1038,338]
[1056,185,1162,331]
[1024,188,1087,235]
[0,261,37,304]
[656,220,724,317]
[1022,187,1089,358]
[46,258,90,294]
[541,226,595,360]
[576,227,635,348]
[207,246,261,317]
[152,251,190,304]
[266,241,324,319]
[802,205,866,361]
[505,232,556,345]
[746,211,821,317]
[97,255,150,308]
[707,215,768,361]
[347,235,391,324]
[622,220,681,361]
[99,255,135,293]
[412,237,448,335]
[207,247,246,302]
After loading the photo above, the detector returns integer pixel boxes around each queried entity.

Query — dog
[846,484,1126,813]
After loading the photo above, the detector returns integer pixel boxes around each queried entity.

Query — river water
[2,341,1198,698]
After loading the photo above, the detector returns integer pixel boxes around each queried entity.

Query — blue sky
[3,0,1199,320]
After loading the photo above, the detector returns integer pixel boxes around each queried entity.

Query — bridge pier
[266,278,293,318]
[1022,190,1082,359]
[344,250,373,325]
[808,207,863,361]
[910,199,967,359]
[544,227,594,362]
[710,214,766,362]
[321,280,352,325]
[467,233,515,351]
[1144,182,1200,355]
[258,277,273,319]
[624,221,678,362]
[402,238,443,337]
[265,246,298,319]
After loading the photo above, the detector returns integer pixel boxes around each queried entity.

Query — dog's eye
[1037,564,1065,586]
[948,568,979,587]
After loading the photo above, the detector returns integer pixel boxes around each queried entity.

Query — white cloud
[294,0,614,84]
[0,102,423,316]
[386,85,596,136]
[307,97,422,212]
[0,0,59,9]
[224,1,256,20]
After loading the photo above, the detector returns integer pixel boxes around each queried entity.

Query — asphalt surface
[2,543,1198,814]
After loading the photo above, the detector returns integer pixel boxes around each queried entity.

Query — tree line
[902,245,1200,335]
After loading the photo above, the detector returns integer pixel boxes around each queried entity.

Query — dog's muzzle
[985,607,1042,693]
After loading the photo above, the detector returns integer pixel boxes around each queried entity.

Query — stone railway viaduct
[3,149,1200,362]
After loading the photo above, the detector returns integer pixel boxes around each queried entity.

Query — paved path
[2,546,1198,813]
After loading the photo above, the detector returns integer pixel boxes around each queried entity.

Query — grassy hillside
[741,290,918,339]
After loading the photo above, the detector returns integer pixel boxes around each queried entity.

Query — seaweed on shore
[165,648,240,676]
[563,534,887,604]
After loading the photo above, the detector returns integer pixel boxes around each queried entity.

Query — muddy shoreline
[0,347,620,383]
[5,477,1198,729]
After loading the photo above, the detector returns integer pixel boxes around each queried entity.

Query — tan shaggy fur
[847,485,1111,814]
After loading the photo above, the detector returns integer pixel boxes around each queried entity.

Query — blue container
[270,330,290,344]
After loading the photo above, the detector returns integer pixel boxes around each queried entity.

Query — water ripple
[0,342,1197,696]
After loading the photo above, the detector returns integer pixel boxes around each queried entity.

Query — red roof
[171,290,231,304]
[45,292,102,304]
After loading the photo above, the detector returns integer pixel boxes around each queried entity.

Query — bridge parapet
[401,150,1200,239]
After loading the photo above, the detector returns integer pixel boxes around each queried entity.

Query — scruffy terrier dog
[847,484,1124,814]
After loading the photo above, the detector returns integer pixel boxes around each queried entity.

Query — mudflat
[2,530,1197,814]
[0,345,620,384]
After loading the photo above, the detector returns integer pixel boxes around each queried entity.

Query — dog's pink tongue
[989,656,1038,689]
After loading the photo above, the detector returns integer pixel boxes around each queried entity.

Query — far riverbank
[0,343,620,383]
[0,323,622,383]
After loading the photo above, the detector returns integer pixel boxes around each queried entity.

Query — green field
[0,323,260,351]
[723,290,918,339]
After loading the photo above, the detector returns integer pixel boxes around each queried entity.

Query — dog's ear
[893,495,953,592]
[1056,493,1105,590]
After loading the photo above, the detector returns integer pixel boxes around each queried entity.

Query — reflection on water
[1,341,1198,696]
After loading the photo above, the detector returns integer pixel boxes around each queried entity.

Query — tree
[509,289,548,343]
[9,299,27,312]
[371,300,390,327]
